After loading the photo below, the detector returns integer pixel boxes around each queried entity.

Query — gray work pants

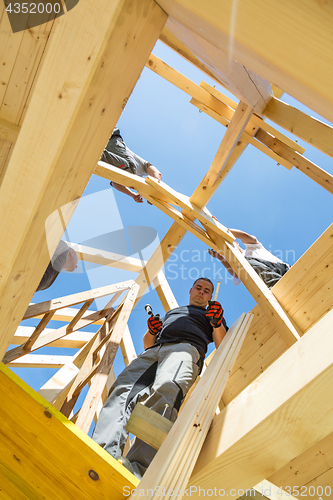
[92,342,201,478]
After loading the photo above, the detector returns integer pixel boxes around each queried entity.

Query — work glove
[147,315,163,335]
[206,301,224,328]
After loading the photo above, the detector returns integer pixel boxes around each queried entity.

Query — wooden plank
[66,299,94,333]
[264,96,333,158]
[202,101,254,186]
[132,313,252,498]
[190,97,294,170]
[164,17,273,114]
[0,0,167,361]
[255,128,333,194]
[126,403,173,450]
[189,308,333,496]
[0,363,139,499]
[156,0,333,123]
[7,354,73,368]
[76,284,140,433]
[0,117,20,143]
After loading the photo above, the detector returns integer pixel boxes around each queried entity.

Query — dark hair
[192,277,214,293]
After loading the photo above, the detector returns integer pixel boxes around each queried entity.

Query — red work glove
[206,301,224,328]
[147,315,163,335]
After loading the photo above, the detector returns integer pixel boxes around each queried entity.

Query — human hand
[147,315,163,335]
[206,301,224,328]
[133,193,143,203]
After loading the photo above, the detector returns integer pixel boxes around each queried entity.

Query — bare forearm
[143,329,156,350]
[229,229,258,244]
[212,325,227,348]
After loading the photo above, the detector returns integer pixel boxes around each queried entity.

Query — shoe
[116,456,135,475]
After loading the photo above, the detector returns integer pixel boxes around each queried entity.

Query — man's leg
[92,346,160,459]
[126,343,201,478]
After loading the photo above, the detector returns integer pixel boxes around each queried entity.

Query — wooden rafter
[0,0,167,360]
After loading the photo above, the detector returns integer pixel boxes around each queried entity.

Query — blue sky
[13,39,333,407]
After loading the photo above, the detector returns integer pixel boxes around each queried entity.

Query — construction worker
[36,240,78,291]
[92,277,228,478]
[209,229,290,289]
[100,127,162,203]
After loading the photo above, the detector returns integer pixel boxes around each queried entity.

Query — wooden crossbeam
[23,311,55,350]
[156,0,333,123]
[7,354,73,369]
[0,0,167,361]
[190,97,294,170]
[153,271,179,312]
[188,308,333,496]
[132,313,253,499]
[13,327,95,348]
[264,96,333,158]
[255,128,333,194]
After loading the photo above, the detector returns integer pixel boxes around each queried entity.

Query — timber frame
[0,1,333,499]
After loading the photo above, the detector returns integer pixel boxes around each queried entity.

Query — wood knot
[88,469,99,481]
[44,410,52,419]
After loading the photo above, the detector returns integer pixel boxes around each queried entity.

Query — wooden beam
[190,97,294,170]
[215,238,301,346]
[255,128,333,194]
[69,242,145,273]
[0,0,167,360]
[164,17,273,113]
[253,480,298,500]
[189,308,333,496]
[0,363,139,498]
[7,354,73,368]
[159,27,219,83]
[264,96,333,158]
[126,403,173,450]
[202,101,253,186]
[132,313,253,498]
[153,271,178,312]
[0,118,20,144]
[200,81,305,155]
[13,326,95,348]
[156,0,333,123]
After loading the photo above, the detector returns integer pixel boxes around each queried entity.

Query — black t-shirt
[154,305,228,360]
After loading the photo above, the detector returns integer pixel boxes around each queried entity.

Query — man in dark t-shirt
[92,278,228,479]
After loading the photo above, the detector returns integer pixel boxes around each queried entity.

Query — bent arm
[143,329,156,350]
[229,229,258,244]
[111,182,143,203]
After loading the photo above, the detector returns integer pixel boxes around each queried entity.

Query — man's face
[189,279,213,308]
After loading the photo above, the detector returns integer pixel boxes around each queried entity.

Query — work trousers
[92,342,201,479]
[246,257,290,289]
